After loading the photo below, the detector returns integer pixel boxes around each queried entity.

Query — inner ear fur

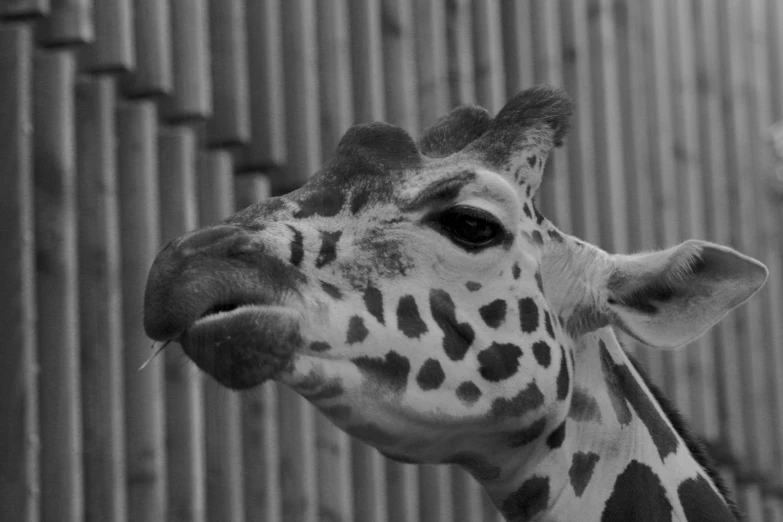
[605,240,768,349]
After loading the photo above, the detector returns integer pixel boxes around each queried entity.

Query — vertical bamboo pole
[349,0,385,124]
[121,0,172,97]
[560,0,601,247]
[241,0,286,172]
[158,126,207,522]
[0,0,48,18]
[234,176,284,522]
[445,0,475,107]
[472,0,504,114]
[116,101,166,522]
[693,0,748,468]
[501,0,535,96]
[277,2,320,521]
[165,0,212,120]
[720,0,772,475]
[197,150,246,522]
[36,0,91,45]
[0,24,38,522]
[206,0,250,146]
[382,0,419,133]
[765,0,783,484]
[315,3,355,520]
[80,0,134,72]
[75,76,127,522]
[33,49,83,522]
[745,0,783,481]
[667,0,718,439]
[414,0,447,126]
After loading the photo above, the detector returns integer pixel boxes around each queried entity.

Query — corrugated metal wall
[1,0,782,521]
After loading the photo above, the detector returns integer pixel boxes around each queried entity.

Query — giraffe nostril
[174,225,246,255]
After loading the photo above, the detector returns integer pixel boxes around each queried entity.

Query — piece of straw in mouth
[138,340,171,371]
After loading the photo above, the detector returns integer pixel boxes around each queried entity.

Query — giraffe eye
[436,206,503,249]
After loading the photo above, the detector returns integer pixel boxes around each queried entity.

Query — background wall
[2,0,783,521]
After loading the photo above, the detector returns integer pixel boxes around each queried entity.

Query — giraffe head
[144,86,767,476]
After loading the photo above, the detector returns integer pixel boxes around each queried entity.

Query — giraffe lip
[180,305,304,390]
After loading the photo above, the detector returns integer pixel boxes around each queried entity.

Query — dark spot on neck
[352,351,411,393]
[519,297,540,333]
[287,225,304,266]
[309,341,331,352]
[512,263,521,279]
[502,475,550,521]
[677,475,736,522]
[416,359,446,390]
[556,345,569,401]
[531,230,544,244]
[535,271,544,293]
[466,281,482,292]
[569,388,602,423]
[321,281,342,300]
[315,230,341,268]
[456,381,482,404]
[532,341,551,368]
[479,299,507,328]
[544,311,555,338]
[478,342,523,382]
[569,452,600,497]
[600,460,673,522]
[546,421,566,449]
[527,155,537,167]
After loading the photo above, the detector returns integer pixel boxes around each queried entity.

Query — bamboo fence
[1,1,782,521]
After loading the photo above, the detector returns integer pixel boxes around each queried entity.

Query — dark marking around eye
[315,230,341,268]
[479,299,507,328]
[678,475,736,522]
[519,297,539,333]
[466,281,482,292]
[546,421,566,449]
[523,203,533,219]
[502,475,549,521]
[535,271,544,293]
[321,281,342,300]
[430,289,475,361]
[508,417,547,448]
[446,453,501,481]
[569,388,602,423]
[397,295,428,338]
[527,155,537,167]
[532,341,551,368]
[293,187,345,218]
[569,452,600,497]
[287,225,304,266]
[309,341,332,352]
[346,316,369,344]
[556,345,570,400]
[544,311,555,338]
[491,381,544,419]
[601,461,673,522]
[416,359,445,390]
[600,341,679,460]
[353,351,411,392]
[363,284,384,324]
[456,381,482,404]
[478,342,523,382]
[512,263,521,280]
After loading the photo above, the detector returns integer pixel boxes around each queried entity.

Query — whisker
[138,341,171,371]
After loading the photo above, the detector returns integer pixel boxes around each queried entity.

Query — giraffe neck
[479,327,737,521]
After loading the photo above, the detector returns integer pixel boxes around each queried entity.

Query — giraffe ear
[605,240,768,349]
[418,105,492,158]
[460,85,572,193]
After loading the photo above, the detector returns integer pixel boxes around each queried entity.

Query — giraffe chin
[179,305,304,390]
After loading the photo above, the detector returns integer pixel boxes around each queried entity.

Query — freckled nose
[173,224,246,256]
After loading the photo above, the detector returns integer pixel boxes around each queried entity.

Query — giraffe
[144,86,768,521]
